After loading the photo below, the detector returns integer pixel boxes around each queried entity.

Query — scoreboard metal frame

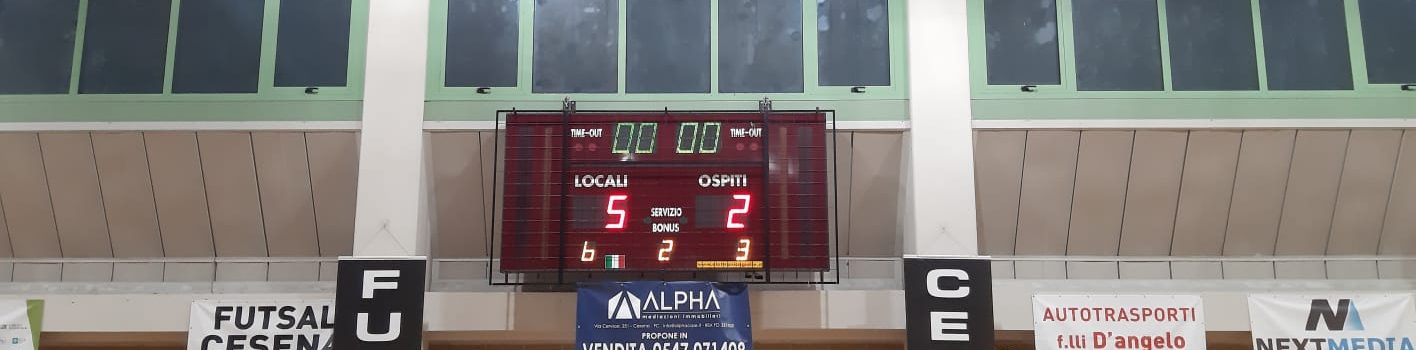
[486,100,841,285]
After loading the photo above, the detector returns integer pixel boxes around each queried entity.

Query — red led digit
[606,195,628,229]
[726,194,751,229]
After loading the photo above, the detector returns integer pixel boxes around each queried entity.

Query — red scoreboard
[498,111,831,272]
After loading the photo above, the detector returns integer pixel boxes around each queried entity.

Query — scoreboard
[498,111,831,272]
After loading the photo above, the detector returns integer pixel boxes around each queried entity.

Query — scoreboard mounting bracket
[488,108,841,285]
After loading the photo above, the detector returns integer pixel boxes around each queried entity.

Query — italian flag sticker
[605,255,626,269]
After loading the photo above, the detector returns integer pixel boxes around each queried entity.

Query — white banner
[188,300,335,350]
[0,300,39,350]
[1034,295,1206,350]
[1249,294,1416,350]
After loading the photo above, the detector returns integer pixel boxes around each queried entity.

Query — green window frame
[0,0,370,122]
[968,0,1416,119]
[426,0,910,121]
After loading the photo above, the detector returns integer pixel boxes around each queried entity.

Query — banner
[333,257,427,350]
[576,281,751,350]
[904,257,995,350]
[187,300,334,350]
[1249,294,1416,350]
[0,300,42,350]
[1033,295,1205,350]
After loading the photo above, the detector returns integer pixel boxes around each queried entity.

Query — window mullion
[1343,0,1371,89]
[1056,0,1077,91]
[801,0,819,93]
[1156,0,1173,92]
[1250,0,1268,91]
[258,0,281,93]
[68,0,90,95]
[161,0,181,95]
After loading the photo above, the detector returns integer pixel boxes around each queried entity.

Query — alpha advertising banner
[1033,295,1205,350]
[1249,294,1416,350]
[576,281,751,350]
[0,300,42,350]
[187,300,334,350]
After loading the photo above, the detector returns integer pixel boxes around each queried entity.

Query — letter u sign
[334,257,427,350]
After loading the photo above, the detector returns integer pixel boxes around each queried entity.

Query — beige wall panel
[1380,130,1416,255]
[252,133,320,257]
[431,132,486,258]
[1118,131,1188,256]
[1326,129,1402,255]
[1274,131,1349,255]
[0,133,62,257]
[489,132,506,258]
[39,133,113,257]
[847,133,902,257]
[1014,131,1080,255]
[0,196,12,257]
[197,132,268,257]
[1170,131,1242,256]
[144,133,215,257]
[827,132,853,255]
[973,131,1026,255]
[92,133,163,257]
[306,132,359,256]
[1222,130,1296,256]
[1065,131,1132,255]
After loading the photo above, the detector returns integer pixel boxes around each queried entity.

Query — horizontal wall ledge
[973,118,1416,129]
[972,97,1416,120]
[423,99,910,123]
[0,121,361,131]
[424,120,910,131]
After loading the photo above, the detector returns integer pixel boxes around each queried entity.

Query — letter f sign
[357,270,402,342]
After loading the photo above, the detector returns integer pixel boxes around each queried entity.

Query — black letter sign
[334,257,427,350]
[904,257,994,350]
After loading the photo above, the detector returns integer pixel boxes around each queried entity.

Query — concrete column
[351,0,432,256]
[903,0,979,256]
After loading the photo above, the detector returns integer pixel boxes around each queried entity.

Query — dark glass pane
[1358,0,1416,84]
[532,0,617,93]
[718,0,802,93]
[0,0,79,94]
[172,0,264,93]
[276,0,352,87]
[1072,0,1163,91]
[1166,0,1258,91]
[983,0,1059,85]
[1259,0,1352,90]
[626,0,709,93]
[446,0,518,87]
[817,0,890,86]
[79,0,171,94]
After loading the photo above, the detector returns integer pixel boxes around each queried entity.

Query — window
[718,0,803,93]
[1357,0,1416,84]
[0,0,79,94]
[1165,0,1258,91]
[172,0,265,93]
[817,0,890,86]
[1259,0,1352,90]
[79,0,171,94]
[445,0,518,87]
[626,0,710,93]
[1071,0,1163,91]
[275,0,353,87]
[982,0,1059,86]
[532,0,618,93]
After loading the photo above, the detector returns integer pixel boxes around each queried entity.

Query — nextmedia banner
[187,300,334,350]
[1033,295,1205,350]
[1250,294,1416,350]
[577,281,751,350]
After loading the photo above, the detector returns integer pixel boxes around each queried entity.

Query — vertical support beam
[904,0,979,256]
[352,0,432,256]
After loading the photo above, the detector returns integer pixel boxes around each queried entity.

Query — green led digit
[676,122,700,153]
[635,123,658,153]
[699,122,721,153]
[611,123,635,154]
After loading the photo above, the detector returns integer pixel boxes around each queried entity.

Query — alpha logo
[608,291,643,320]
[1307,299,1365,332]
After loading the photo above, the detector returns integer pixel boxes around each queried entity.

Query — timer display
[499,111,830,272]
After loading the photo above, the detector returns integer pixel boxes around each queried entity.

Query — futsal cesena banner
[1033,295,1206,350]
[1249,294,1416,350]
[188,300,334,350]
